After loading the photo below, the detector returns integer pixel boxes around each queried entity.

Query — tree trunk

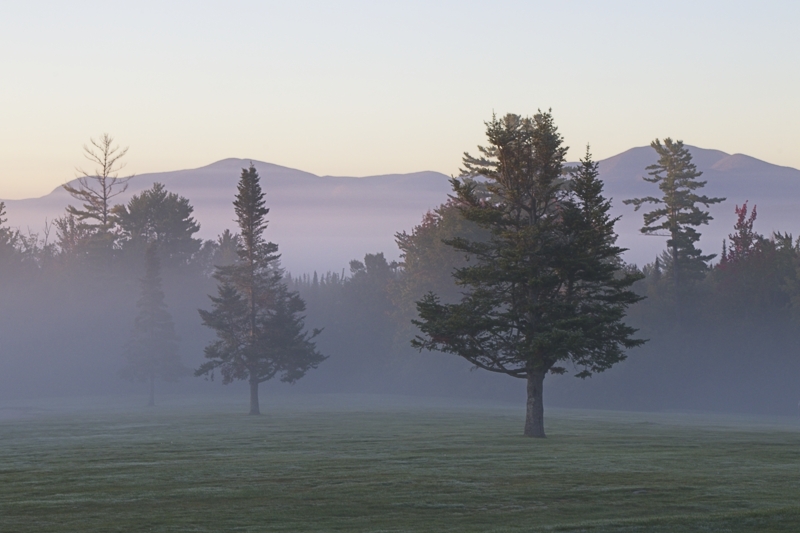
[524,371,546,438]
[148,374,155,407]
[249,378,260,415]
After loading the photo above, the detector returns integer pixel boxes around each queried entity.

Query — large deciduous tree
[120,244,185,406]
[196,165,326,414]
[412,113,643,438]
[393,200,488,327]
[623,139,724,319]
[713,203,794,322]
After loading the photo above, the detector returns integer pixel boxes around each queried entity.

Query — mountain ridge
[3,147,799,272]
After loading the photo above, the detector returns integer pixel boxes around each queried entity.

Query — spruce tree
[623,138,724,319]
[120,244,185,406]
[196,165,326,415]
[413,114,643,438]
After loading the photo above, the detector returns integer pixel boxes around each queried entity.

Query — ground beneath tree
[1,394,799,532]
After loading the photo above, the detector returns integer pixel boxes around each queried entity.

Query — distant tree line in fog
[2,117,800,427]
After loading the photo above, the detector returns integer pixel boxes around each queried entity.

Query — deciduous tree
[393,200,488,328]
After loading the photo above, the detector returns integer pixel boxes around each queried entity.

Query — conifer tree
[623,139,724,318]
[0,202,24,280]
[0,202,18,259]
[121,244,185,406]
[214,229,240,267]
[196,165,326,414]
[413,114,643,438]
[114,182,202,268]
[62,134,132,257]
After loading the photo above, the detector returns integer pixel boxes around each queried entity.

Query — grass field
[1,394,800,532]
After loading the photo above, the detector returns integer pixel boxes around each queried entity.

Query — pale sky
[1,0,798,199]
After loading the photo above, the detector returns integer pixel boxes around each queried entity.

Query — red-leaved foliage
[718,201,760,268]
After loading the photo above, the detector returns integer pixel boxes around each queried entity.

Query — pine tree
[120,244,185,406]
[113,182,202,268]
[623,138,724,319]
[62,134,132,258]
[413,114,643,438]
[196,165,326,414]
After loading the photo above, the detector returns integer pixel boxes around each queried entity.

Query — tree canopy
[114,182,202,268]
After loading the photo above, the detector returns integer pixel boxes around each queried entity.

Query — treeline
[0,137,231,401]
[616,201,800,414]
[1,123,800,417]
[289,134,800,417]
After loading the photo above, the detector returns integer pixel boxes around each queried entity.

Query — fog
[2,245,798,416]
[2,148,800,417]
[1,159,453,274]
[6,146,800,272]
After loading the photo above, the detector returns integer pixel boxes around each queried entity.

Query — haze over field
[2,131,800,418]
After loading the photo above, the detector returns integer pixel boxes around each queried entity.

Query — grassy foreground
[1,395,800,532]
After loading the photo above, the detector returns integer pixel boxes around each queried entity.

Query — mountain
[3,147,800,272]
[1,159,453,273]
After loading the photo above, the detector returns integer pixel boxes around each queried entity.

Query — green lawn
[1,394,800,532]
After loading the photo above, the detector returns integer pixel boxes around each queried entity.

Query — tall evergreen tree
[196,165,326,414]
[623,139,724,319]
[413,114,643,437]
[120,244,185,406]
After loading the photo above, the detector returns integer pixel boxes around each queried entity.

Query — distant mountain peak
[711,153,776,172]
[204,158,316,174]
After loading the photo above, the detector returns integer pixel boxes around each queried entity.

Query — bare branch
[63,133,134,233]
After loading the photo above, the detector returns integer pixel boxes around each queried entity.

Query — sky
[1,0,798,199]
